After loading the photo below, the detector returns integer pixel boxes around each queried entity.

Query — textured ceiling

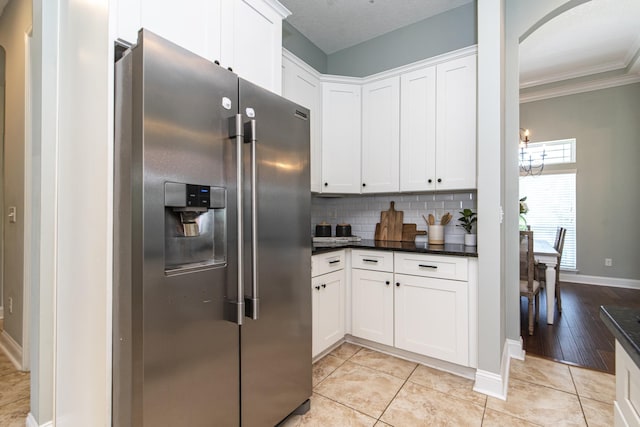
[279,0,473,54]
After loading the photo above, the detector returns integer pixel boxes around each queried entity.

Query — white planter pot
[464,233,477,246]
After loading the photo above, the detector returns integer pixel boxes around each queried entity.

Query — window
[519,139,576,270]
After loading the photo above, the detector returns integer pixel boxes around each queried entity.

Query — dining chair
[536,227,567,312]
[520,230,540,335]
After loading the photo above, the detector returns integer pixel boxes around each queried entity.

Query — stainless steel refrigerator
[113,29,311,427]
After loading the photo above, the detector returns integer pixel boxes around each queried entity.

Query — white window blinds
[520,172,576,270]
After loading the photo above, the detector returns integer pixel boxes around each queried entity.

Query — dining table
[533,239,561,324]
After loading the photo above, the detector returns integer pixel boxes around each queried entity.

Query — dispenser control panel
[164,182,226,209]
[163,181,227,274]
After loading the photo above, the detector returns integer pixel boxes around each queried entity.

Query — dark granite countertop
[600,305,640,368]
[312,239,478,257]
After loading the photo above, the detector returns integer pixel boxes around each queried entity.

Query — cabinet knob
[385,281,390,285]
[428,179,432,184]
[214,60,220,66]
[324,182,328,187]
[227,67,233,72]
[322,284,326,288]
[437,178,442,183]
[362,183,366,187]
[396,282,400,287]
[315,286,320,290]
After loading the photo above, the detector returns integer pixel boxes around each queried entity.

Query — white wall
[32,0,112,425]
[54,0,112,425]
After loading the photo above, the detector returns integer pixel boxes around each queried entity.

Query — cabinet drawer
[312,250,345,277]
[351,250,394,272]
[394,252,468,281]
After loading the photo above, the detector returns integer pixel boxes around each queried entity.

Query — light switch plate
[8,206,16,223]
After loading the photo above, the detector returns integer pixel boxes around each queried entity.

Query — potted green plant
[457,208,477,246]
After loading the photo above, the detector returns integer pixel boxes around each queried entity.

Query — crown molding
[262,0,291,19]
[284,45,478,86]
[520,73,640,103]
[520,61,627,89]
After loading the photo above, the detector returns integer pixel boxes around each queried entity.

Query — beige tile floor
[0,321,30,427]
[282,342,615,427]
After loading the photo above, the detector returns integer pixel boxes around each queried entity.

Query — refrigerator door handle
[245,118,259,320]
[233,113,245,325]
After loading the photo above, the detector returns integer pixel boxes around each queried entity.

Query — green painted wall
[282,2,477,77]
[326,2,477,77]
[520,83,640,281]
[282,21,327,74]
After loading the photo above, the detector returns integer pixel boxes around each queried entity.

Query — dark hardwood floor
[521,281,640,374]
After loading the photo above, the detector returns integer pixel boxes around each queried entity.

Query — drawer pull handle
[419,264,438,269]
[385,281,390,285]
[362,258,379,263]
[315,286,320,290]
[322,284,326,288]
[328,260,341,265]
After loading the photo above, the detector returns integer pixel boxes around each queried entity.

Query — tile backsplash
[311,192,477,244]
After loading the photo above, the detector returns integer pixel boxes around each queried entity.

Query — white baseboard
[507,337,525,361]
[474,369,507,400]
[472,338,523,400]
[560,273,640,290]
[26,413,53,427]
[0,329,23,370]
[473,340,513,400]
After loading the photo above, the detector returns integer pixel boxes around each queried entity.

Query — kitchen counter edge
[312,239,478,257]
[600,305,640,368]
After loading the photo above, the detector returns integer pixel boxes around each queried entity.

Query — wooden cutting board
[374,201,404,241]
[401,224,427,242]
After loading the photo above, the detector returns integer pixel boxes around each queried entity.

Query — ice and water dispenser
[164,182,226,273]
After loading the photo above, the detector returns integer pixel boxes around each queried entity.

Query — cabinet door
[400,66,437,192]
[361,77,400,193]
[312,270,345,357]
[282,56,322,192]
[351,269,394,346]
[222,0,287,93]
[321,82,362,193]
[115,0,223,61]
[394,273,469,366]
[435,55,477,191]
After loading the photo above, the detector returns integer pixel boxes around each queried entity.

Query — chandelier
[519,128,546,176]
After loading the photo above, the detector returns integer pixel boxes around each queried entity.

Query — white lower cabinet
[351,269,394,346]
[614,340,640,426]
[312,249,475,367]
[394,273,469,366]
[312,269,345,358]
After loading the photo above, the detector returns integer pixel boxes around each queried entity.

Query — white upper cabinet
[400,55,477,192]
[400,66,437,192]
[435,54,477,191]
[222,0,288,93]
[321,82,362,194]
[282,54,322,192]
[361,76,400,193]
[281,47,476,194]
[113,0,288,93]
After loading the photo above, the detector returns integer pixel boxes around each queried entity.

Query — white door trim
[22,27,33,372]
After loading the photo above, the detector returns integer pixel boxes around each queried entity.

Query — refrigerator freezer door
[239,79,312,426]
[114,30,241,427]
